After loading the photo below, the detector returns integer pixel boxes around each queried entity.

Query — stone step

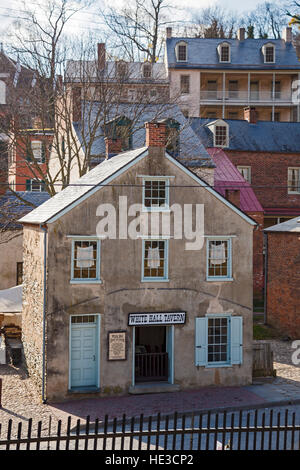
[129,382,180,395]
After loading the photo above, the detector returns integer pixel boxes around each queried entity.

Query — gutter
[40,223,48,404]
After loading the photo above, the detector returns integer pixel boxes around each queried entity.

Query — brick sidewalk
[49,386,265,425]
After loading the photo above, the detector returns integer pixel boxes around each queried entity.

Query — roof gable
[20,145,256,227]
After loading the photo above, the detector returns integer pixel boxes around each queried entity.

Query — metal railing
[200,90,293,102]
[0,409,299,450]
[135,352,168,382]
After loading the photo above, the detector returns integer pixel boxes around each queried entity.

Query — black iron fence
[135,352,168,382]
[0,409,300,450]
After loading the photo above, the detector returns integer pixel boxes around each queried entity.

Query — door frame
[131,325,174,387]
[69,313,101,390]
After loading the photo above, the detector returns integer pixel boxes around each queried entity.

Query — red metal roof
[207,147,264,213]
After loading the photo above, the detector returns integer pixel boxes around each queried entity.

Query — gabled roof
[207,148,263,213]
[19,147,148,225]
[73,103,215,168]
[20,144,256,227]
[166,38,300,70]
[264,216,300,232]
[190,118,300,153]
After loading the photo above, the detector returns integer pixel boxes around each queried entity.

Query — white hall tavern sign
[128,312,186,326]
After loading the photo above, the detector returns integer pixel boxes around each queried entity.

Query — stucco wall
[23,148,253,401]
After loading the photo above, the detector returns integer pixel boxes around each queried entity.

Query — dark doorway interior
[135,326,168,383]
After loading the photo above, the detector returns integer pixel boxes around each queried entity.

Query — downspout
[40,224,48,404]
[263,232,268,325]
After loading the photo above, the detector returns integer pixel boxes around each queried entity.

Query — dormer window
[218,43,230,63]
[142,62,152,78]
[206,119,229,148]
[175,42,187,62]
[262,43,275,63]
[116,60,128,78]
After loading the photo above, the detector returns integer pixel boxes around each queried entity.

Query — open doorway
[135,326,168,383]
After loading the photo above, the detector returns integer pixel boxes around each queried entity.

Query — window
[214,125,228,147]
[288,168,300,193]
[71,239,101,283]
[143,178,169,210]
[228,80,238,99]
[195,316,243,367]
[265,46,274,63]
[237,166,251,183]
[26,179,45,192]
[16,262,23,285]
[31,141,44,163]
[207,238,232,280]
[142,239,169,281]
[116,61,128,78]
[263,44,275,63]
[218,43,230,63]
[228,112,238,120]
[207,80,217,99]
[176,42,187,62]
[180,75,190,94]
[142,63,152,78]
[207,317,229,364]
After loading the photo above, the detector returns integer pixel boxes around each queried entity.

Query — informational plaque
[108,330,127,361]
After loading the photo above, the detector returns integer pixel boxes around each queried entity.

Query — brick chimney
[282,27,292,43]
[97,43,106,71]
[145,121,167,148]
[237,27,245,41]
[166,27,172,39]
[72,86,81,122]
[244,106,257,124]
[225,189,240,208]
[104,137,123,159]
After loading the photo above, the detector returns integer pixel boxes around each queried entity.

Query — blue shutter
[195,317,207,366]
[231,316,243,365]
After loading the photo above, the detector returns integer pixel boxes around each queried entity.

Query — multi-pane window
[143,179,169,210]
[214,125,228,147]
[220,45,230,62]
[143,240,168,281]
[265,46,274,63]
[177,44,187,61]
[71,315,96,324]
[237,166,251,183]
[71,239,101,282]
[180,75,190,94]
[207,239,232,280]
[208,317,229,364]
[31,141,43,163]
[288,168,300,193]
[26,179,45,192]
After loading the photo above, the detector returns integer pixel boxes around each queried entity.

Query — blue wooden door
[70,316,98,389]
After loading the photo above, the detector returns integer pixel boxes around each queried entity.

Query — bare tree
[100,0,170,62]
[245,1,288,39]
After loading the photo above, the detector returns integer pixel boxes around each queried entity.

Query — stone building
[264,216,300,339]
[20,121,256,402]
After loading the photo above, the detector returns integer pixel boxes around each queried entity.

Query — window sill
[142,207,170,213]
[70,279,102,285]
[205,363,232,369]
[141,278,170,283]
[206,277,233,282]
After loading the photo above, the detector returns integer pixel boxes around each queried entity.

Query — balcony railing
[200,90,293,102]
[135,352,168,382]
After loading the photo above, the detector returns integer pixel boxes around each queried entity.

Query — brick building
[207,148,264,300]
[264,217,300,339]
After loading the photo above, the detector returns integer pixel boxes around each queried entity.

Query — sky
[0,0,275,37]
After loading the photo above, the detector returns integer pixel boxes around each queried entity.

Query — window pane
[143,240,167,279]
[208,240,229,278]
[144,180,167,208]
[215,126,227,146]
